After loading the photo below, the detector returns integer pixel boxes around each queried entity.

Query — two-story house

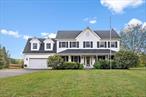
[23,27,120,69]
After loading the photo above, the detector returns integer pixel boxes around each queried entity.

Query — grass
[0,69,146,97]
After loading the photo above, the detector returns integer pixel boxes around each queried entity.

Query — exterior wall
[57,39,120,53]
[56,29,120,53]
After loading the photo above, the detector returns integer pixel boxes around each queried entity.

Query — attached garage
[29,58,48,69]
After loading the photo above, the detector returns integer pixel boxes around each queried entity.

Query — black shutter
[59,42,61,48]
[70,42,71,48]
[97,42,99,48]
[105,42,107,48]
[77,42,79,48]
[108,42,110,48]
[91,42,93,48]
[83,42,85,48]
[66,42,68,48]
[115,42,117,48]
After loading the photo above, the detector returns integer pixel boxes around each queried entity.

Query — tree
[120,24,146,53]
[0,45,10,69]
[139,53,146,67]
[0,48,4,69]
[47,55,64,69]
[2,47,10,68]
[114,50,139,69]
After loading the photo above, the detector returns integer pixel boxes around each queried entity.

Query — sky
[0,0,146,59]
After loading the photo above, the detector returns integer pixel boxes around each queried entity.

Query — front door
[86,56,90,67]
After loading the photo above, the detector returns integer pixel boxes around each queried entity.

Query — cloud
[128,18,143,26]
[41,32,56,38]
[100,0,144,14]
[23,35,32,40]
[124,18,146,31]
[0,29,21,38]
[83,17,97,24]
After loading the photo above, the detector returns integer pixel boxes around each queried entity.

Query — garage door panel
[29,58,48,69]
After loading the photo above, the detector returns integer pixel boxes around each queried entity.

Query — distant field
[0,69,146,97]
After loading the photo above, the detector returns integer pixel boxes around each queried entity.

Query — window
[99,42,106,48]
[83,41,93,48]
[33,43,37,49]
[59,42,68,48]
[111,42,117,48]
[71,56,80,63]
[62,56,68,62]
[46,43,51,49]
[70,42,79,48]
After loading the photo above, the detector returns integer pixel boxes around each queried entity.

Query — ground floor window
[71,56,80,63]
[98,56,106,60]
[61,56,68,62]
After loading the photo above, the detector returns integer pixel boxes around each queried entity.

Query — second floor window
[99,42,106,48]
[83,41,93,48]
[59,42,68,48]
[111,42,117,48]
[70,42,79,48]
[33,43,38,49]
[108,41,117,48]
[46,43,51,49]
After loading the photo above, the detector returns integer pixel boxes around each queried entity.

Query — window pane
[100,42,105,47]
[59,42,68,48]
[84,41,92,48]
[46,43,51,49]
[33,43,37,49]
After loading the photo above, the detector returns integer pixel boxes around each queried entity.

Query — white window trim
[31,43,40,51]
[45,43,53,51]
[99,41,106,48]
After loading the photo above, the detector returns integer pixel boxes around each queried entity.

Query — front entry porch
[61,55,113,68]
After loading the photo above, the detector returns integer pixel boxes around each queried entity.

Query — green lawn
[0,69,146,97]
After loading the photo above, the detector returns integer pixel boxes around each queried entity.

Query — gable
[43,38,54,43]
[56,28,120,40]
[75,27,101,41]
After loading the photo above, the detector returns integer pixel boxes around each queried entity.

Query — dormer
[43,38,54,51]
[30,38,41,51]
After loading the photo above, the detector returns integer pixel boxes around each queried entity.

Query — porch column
[68,55,71,62]
[96,55,98,61]
[80,56,84,64]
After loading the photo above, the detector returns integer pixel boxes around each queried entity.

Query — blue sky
[0,0,146,58]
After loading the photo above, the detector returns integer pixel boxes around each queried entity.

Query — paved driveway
[0,69,40,78]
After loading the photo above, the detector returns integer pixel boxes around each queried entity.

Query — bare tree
[120,24,146,53]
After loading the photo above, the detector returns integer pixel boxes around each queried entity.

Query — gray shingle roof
[23,38,56,53]
[59,49,116,55]
[56,29,120,39]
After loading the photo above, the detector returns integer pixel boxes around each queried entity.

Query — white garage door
[29,58,48,69]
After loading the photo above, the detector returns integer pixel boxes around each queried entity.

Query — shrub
[62,62,78,69]
[53,62,83,69]
[47,55,64,69]
[93,61,101,69]
[94,60,111,69]
[94,60,122,69]
[99,60,110,69]
[77,63,84,69]
[139,53,146,67]
[114,50,139,69]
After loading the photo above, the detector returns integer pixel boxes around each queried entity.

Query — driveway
[0,69,40,78]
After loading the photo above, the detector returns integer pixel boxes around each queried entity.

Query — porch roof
[58,49,116,55]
